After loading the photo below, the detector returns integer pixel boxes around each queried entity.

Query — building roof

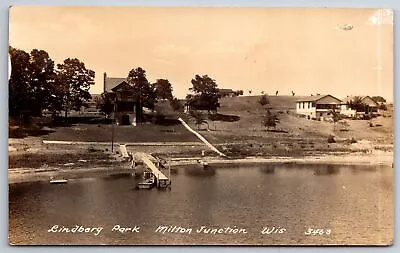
[341,96,379,106]
[111,81,132,92]
[296,94,341,103]
[372,96,386,103]
[104,77,127,92]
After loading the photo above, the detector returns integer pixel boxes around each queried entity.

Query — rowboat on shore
[50,177,68,184]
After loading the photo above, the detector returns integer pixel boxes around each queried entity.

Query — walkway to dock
[178,117,226,157]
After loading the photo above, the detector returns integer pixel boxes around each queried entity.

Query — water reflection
[8,163,393,245]
[313,165,339,176]
[350,165,378,174]
[260,167,275,174]
[184,166,216,177]
[102,173,135,180]
[257,163,350,176]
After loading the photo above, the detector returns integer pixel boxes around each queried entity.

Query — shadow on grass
[9,127,55,139]
[153,118,181,126]
[50,116,112,127]
[9,115,111,139]
[208,113,240,122]
[265,129,289,133]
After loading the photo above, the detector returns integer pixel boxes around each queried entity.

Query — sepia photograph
[8,6,394,245]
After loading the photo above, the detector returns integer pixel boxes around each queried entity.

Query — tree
[329,107,341,130]
[347,96,366,112]
[56,58,95,118]
[9,47,31,117]
[154,79,173,100]
[262,109,279,131]
[96,92,115,118]
[234,90,244,96]
[126,67,158,121]
[190,110,209,131]
[378,103,387,111]
[186,74,220,113]
[259,95,270,108]
[29,49,56,116]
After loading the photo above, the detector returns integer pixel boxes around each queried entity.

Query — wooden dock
[133,152,171,189]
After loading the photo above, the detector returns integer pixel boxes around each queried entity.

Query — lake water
[9,163,393,245]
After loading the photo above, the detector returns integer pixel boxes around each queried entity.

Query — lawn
[44,122,199,143]
[9,149,116,169]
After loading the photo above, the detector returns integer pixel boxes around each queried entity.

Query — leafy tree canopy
[9,47,31,116]
[187,75,220,112]
[96,92,115,118]
[347,96,366,112]
[29,49,57,115]
[262,109,279,130]
[154,79,173,100]
[126,67,157,110]
[56,58,95,117]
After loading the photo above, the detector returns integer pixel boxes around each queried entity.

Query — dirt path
[178,117,226,157]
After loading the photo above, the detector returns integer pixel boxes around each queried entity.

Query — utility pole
[111,102,116,153]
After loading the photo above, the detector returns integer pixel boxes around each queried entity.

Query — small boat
[138,178,155,189]
[50,177,68,184]
[198,160,209,168]
[138,172,155,189]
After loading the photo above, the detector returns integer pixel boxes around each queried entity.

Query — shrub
[170,98,184,112]
[88,147,97,152]
[258,95,270,107]
[327,135,336,143]
[262,109,279,130]
[378,104,387,110]
[153,111,166,124]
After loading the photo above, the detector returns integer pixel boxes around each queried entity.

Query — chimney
[103,72,107,93]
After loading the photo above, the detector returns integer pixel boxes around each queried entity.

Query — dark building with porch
[103,73,139,125]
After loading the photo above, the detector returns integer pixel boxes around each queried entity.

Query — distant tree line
[10,45,242,122]
[9,46,94,119]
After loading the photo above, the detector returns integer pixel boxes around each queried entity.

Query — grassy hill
[219,95,297,114]
[190,95,393,157]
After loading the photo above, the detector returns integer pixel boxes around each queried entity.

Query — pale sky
[9,7,393,101]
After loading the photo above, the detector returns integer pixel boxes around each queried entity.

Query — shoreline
[8,151,393,184]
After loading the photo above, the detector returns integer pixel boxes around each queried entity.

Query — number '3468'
[304,228,331,236]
